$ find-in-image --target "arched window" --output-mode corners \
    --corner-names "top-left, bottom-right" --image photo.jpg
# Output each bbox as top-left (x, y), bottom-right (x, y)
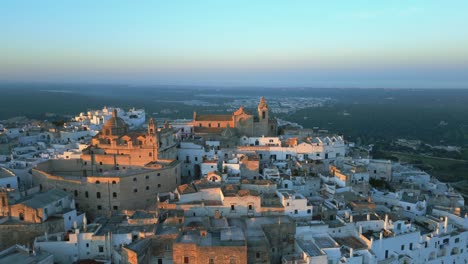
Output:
top-left (19, 212), bottom-right (24, 221)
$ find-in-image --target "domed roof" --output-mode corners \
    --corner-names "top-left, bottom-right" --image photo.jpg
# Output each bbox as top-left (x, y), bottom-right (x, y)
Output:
top-left (102, 109), bottom-right (128, 136)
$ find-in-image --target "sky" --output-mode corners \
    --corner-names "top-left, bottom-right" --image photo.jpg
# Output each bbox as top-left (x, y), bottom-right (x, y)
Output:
top-left (1, 1), bottom-right (468, 88)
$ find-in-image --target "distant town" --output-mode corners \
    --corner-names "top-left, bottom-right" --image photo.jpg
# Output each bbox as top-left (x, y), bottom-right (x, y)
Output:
top-left (0, 97), bottom-right (466, 264)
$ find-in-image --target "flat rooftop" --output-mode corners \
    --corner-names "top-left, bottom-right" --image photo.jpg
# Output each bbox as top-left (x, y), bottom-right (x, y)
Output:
top-left (297, 239), bottom-right (324, 257)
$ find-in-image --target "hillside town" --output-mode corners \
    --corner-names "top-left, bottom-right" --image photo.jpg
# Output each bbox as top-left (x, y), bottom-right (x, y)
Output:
top-left (0, 97), bottom-right (466, 264)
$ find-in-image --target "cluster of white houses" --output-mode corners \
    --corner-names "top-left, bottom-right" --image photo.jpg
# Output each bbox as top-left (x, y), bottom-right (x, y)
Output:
top-left (0, 97), bottom-right (467, 263)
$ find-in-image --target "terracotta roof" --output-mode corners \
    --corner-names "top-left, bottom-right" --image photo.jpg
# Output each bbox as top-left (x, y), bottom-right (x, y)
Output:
top-left (177, 184), bottom-right (197, 195)
top-left (195, 114), bottom-right (232, 121)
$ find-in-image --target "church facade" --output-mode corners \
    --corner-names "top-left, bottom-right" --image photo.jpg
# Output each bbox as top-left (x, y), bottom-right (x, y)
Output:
top-left (193, 97), bottom-right (277, 137)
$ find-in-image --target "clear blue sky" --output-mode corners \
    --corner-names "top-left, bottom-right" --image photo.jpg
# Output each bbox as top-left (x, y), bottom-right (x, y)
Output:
top-left (1, 1), bottom-right (468, 88)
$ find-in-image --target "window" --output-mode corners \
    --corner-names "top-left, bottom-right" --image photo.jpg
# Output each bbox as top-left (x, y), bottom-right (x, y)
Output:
top-left (184, 256), bottom-right (189, 263)
top-left (86, 243), bottom-right (89, 248)
top-left (401, 245), bottom-right (405, 251)
top-left (158, 259), bottom-right (163, 264)
top-left (208, 123), bottom-right (211, 128)
top-left (149, 152), bottom-right (152, 157)
top-left (85, 191), bottom-right (89, 198)
top-left (230, 257), bottom-right (236, 264)
top-left (97, 205), bottom-right (102, 210)
top-left (406, 206), bottom-right (411, 210)
top-left (96, 181), bottom-right (100, 184)
top-left (157, 173), bottom-right (161, 176)
top-left (146, 186), bottom-right (150, 190)
top-left (134, 188), bottom-right (138, 193)
top-left (113, 206), bottom-right (118, 210)
top-left (217, 123), bottom-right (220, 128)
top-left (307, 209), bottom-right (311, 214)
top-left (231, 205), bottom-right (235, 211)
top-left (145, 175), bottom-right (149, 180)
top-left (409, 243), bottom-right (413, 250)
top-left (99, 161), bottom-right (103, 165)
top-left (98, 246), bottom-right (104, 253)
top-left (455, 237), bottom-right (460, 243)
top-left (96, 192), bottom-right (101, 199)
top-left (209, 258), bottom-right (214, 264)
top-left (113, 192), bottom-right (117, 198)
top-left (74, 190), bottom-right (78, 196)
top-left (256, 252), bottom-right (260, 259)
top-left (195, 157), bottom-right (198, 162)
top-left (158, 184), bottom-right (161, 188)
top-left (248, 204), bottom-right (253, 210)
top-left (294, 209), bottom-right (298, 214)
top-left (133, 177), bottom-right (137, 182)
top-left (385, 250), bottom-right (388, 259)
top-left (1, 197), bottom-right (5, 207)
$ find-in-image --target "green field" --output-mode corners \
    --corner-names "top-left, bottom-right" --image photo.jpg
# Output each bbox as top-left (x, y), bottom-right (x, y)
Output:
top-left (381, 151), bottom-right (468, 182)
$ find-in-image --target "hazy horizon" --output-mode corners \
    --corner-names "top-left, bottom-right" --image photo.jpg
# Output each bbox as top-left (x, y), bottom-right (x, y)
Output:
top-left (2, 1), bottom-right (468, 88)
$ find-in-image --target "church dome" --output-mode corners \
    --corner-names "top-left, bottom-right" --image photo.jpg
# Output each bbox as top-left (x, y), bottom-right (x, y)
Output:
top-left (102, 109), bottom-right (128, 136)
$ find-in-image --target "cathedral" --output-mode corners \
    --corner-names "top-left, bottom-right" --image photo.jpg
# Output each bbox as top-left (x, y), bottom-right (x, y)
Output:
top-left (83, 109), bottom-right (177, 167)
top-left (193, 97), bottom-right (277, 137)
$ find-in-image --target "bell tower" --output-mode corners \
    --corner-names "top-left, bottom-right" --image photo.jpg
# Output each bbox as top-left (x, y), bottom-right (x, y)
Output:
top-left (257, 97), bottom-right (269, 121)
top-left (148, 118), bottom-right (156, 135)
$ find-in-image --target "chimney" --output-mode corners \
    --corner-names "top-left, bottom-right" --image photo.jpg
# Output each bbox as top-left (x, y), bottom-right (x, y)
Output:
top-left (384, 214), bottom-right (388, 230)
top-left (444, 216), bottom-right (448, 233)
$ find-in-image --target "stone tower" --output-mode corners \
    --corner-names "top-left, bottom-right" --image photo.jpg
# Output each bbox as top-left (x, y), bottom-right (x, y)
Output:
top-left (257, 97), bottom-right (269, 135)
top-left (148, 118), bottom-right (156, 135)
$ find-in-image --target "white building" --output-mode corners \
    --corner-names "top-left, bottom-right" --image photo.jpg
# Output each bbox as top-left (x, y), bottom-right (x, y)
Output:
top-left (276, 189), bottom-right (313, 218)
top-left (74, 107), bottom-right (145, 128)
top-left (0, 167), bottom-right (18, 189)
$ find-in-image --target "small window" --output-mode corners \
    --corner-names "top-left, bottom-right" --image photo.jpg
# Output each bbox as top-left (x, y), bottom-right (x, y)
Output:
top-left (99, 161), bottom-right (102, 165)
top-left (133, 177), bottom-right (137, 182)
top-left (113, 206), bottom-right (118, 210)
top-left (231, 205), bottom-right (235, 211)
top-left (256, 252), bottom-right (260, 258)
top-left (158, 184), bottom-right (161, 188)
top-left (146, 186), bottom-right (150, 190)
top-left (157, 173), bottom-right (161, 176)
top-left (294, 209), bottom-right (298, 214)
top-left (96, 192), bottom-right (101, 199)
top-left (112, 192), bottom-right (117, 198)
top-left (112, 181), bottom-right (116, 184)
top-left (86, 243), bottom-right (89, 248)
top-left (184, 256), bottom-right (189, 263)
top-left (96, 181), bottom-right (100, 184)
top-left (97, 205), bottom-right (102, 210)
top-left (85, 191), bottom-right (89, 198)
top-left (145, 175), bottom-right (149, 179)
top-left (98, 245), bottom-right (104, 253)
top-left (74, 190), bottom-right (78, 196)
top-left (134, 188), bottom-right (138, 193)
top-left (209, 258), bottom-right (214, 264)
top-left (401, 245), bottom-right (405, 250)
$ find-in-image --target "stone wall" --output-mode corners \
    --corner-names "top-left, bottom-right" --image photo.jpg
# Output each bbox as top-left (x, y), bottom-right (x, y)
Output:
top-left (0, 218), bottom-right (64, 250)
